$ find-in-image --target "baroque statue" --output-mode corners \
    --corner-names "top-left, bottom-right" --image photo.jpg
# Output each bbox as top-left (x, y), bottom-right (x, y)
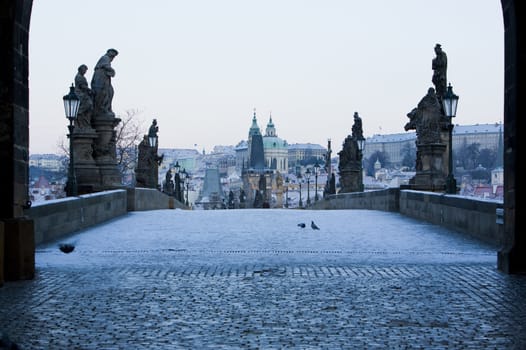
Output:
top-left (351, 112), bottom-right (363, 140)
top-left (432, 43), bottom-right (447, 101)
top-left (74, 64), bottom-right (93, 130)
top-left (405, 87), bottom-right (444, 144)
top-left (148, 119), bottom-right (159, 139)
top-left (91, 48), bottom-right (118, 117)
top-left (338, 112), bottom-right (363, 171)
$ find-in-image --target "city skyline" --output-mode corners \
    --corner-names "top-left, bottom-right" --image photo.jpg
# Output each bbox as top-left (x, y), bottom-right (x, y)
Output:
top-left (29, 1), bottom-right (503, 154)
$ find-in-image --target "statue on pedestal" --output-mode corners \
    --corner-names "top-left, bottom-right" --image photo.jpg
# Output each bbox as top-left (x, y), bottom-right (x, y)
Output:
top-left (164, 169), bottom-right (174, 194)
top-left (404, 87), bottom-right (448, 190)
top-left (405, 88), bottom-right (444, 144)
top-left (91, 48), bottom-right (118, 118)
top-left (352, 112), bottom-right (363, 140)
top-left (432, 43), bottom-right (447, 102)
top-left (338, 112), bottom-right (365, 193)
top-left (74, 64), bottom-right (93, 131)
top-left (148, 119), bottom-right (159, 140)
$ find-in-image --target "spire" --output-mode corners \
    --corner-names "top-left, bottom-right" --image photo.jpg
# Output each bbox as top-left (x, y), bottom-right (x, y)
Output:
top-left (249, 108), bottom-right (261, 137)
top-left (265, 112), bottom-right (276, 137)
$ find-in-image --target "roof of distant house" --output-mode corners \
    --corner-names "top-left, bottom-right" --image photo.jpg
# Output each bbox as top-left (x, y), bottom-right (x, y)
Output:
top-left (366, 123), bottom-right (502, 143)
top-left (288, 143), bottom-right (326, 150)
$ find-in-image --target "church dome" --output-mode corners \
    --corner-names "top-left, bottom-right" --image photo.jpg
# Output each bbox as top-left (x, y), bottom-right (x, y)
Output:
top-left (263, 136), bottom-right (287, 149)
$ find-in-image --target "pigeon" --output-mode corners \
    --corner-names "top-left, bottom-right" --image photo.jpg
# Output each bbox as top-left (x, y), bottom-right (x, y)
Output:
top-left (59, 243), bottom-right (75, 254)
top-left (297, 223), bottom-right (306, 228)
top-left (311, 221), bottom-right (320, 230)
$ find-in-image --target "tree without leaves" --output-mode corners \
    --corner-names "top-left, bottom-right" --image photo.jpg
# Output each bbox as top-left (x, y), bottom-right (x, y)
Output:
top-left (115, 109), bottom-right (145, 184)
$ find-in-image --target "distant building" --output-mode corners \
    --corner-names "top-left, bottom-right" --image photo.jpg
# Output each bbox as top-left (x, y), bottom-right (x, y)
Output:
top-left (29, 154), bottom-right (64, 172)
top-left (235, 111), bottom-right (326, 174)
top-left (287, 143), bottom-right (326, 169)
top-left (262, 115), bottom-right (288, 173)
top-left (363, 123), bottom-right (503, 167)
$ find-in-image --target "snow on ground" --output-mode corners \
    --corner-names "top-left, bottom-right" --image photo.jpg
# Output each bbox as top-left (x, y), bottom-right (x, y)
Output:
top-left (37, 209), bottom-right (496, 268)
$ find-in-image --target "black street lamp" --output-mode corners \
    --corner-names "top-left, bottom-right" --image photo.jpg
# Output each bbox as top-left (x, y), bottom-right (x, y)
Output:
top-left (298, 181), bottom-right (303, 208)
top-left (442, 83), bottom-right (459, 194)
top-left (181, 168), bottom-right (190, 206)
top-left (314, 162), bottom-right (320, 201)
top-left (356, 135), bottom-right (366, 192)
top-left (285, 177), bottom-right (289, 208)
top-left (305, 168), bottom-right (312, 206)
top-left (63, 84), bottom-right (80, 196)
top-left (148, 132), bottom-right (157, 148)
top-left (173, 161), bottom-right (182, 201)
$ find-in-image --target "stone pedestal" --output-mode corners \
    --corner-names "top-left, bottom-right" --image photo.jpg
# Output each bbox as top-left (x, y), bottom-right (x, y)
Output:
top-left (92, 115), bottom-right (122, 190)
top-left (136, 165), bottom-right (158, 189)
top-left (409, 143), bottom-right (447, 191)
top-left (339, 162), bottom-right (363, 193)
top-left (3, 218), bottom-right (34, 281)
top-left (72, 128), bottom-right (100, 194)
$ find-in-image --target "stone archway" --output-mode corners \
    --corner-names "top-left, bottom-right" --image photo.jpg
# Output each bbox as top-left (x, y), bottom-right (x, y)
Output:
top-left (0, 0), bottom-right (524, 277)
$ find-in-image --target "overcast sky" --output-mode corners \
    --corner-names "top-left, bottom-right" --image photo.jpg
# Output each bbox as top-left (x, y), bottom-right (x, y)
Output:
top-left (29, 0), bottom-right (504, 154)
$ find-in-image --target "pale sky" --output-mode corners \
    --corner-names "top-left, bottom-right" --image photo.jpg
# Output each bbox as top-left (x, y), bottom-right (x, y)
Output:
top-left (29, 0), bottom-right (504, 154)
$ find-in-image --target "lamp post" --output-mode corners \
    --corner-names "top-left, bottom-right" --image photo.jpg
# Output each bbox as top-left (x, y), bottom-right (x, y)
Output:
top-left (173, 161), bottom-right (181, 201)
top-left (63, 84), bottom-right (80, 196)
top-left (356, 136), bottom-right (365, 192)
top-left (442, 83), bottom-right (459, 194)
top-left (185, 172), bottom-right (190, 206)
top-left (181, 168), bottom-right (189, 206)
top-left (285, 177), bottom-right (289, 208)
top-left (314, 162), bottom-right (320, 201)
top-left (298, 179), bottom-right (303, 208)
top-left (305, 167), bottom-right (312, 206)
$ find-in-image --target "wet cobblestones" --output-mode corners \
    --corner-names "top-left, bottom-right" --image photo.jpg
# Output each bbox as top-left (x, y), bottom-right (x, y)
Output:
top-left (1, 210), bottom-right (525, 349)
top-left (2, 263), bottom-right (525, 349)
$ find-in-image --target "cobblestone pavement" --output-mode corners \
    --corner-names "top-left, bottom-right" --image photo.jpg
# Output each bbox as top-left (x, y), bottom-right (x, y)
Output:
top-left (1, 210), bottom-right (526, 349)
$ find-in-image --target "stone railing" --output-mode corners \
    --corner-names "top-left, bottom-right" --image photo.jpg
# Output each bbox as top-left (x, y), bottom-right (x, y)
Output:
top-left (311, 189), bottom-right (503, 246)
top-left (24, 188), bottom-right (185, 245)
top-left (25, 190), bottom-right (127, 245)
top-left (399, 190), bottom-right (503, 246)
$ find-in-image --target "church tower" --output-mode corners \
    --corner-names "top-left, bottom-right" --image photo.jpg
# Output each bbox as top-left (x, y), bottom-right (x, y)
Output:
top-left (265, 114), bottom-right (276, 137)
top-left (248, 108), bottom-right (261, 159)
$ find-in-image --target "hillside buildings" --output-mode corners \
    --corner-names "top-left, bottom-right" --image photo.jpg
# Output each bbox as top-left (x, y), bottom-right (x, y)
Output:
top-left (364, 123), bottom-right (503, 167)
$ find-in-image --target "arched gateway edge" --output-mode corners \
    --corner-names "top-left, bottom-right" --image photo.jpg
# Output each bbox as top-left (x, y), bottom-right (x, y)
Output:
top-left (0, 0), bottom-right (524, 279)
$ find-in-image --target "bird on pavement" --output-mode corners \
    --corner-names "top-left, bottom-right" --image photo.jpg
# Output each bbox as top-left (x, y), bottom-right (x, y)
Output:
top-left (59, 243), bottom-right (75, 254)
top-left (311, 221), bottom-right (320, 230)
top-left (297, 223), bottom-right (306, 228)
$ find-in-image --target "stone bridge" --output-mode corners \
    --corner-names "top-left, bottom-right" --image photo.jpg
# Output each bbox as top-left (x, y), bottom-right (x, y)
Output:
top-left (1, 201), bottom-right (526, 348)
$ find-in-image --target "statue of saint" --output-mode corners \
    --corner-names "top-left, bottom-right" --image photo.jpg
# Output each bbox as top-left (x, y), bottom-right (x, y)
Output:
top-left (165, 169), bottom-right (172, 184)
top-left (432, 44), bottom-right (447, 100)
top-left (148, 119), bottom-right (159, 139)
top-left (338, 135), bottom-right (359, 171)
top-left (351, 112), bottom-right (363, 140)
top-left (74, 64), bottom-right (93, 130)
top-left (406, 88), bottom-right (443, 145)
top-left (91, 48), bottom-right (118, 117)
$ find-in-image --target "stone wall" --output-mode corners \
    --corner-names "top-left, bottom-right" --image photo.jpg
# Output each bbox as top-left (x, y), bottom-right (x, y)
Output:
top-left (24, 189), bottom-right (186, 245)
top-left (399, 190), bottom-right (503, 246)
top-left (312, 189), bottom-right (503, 246)
top-left (25, 190), bottom-right (127, 245)
top-left (127, 188), bottom-right (186, 211)
top-left (311, 188), bottom-right (400, 212)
